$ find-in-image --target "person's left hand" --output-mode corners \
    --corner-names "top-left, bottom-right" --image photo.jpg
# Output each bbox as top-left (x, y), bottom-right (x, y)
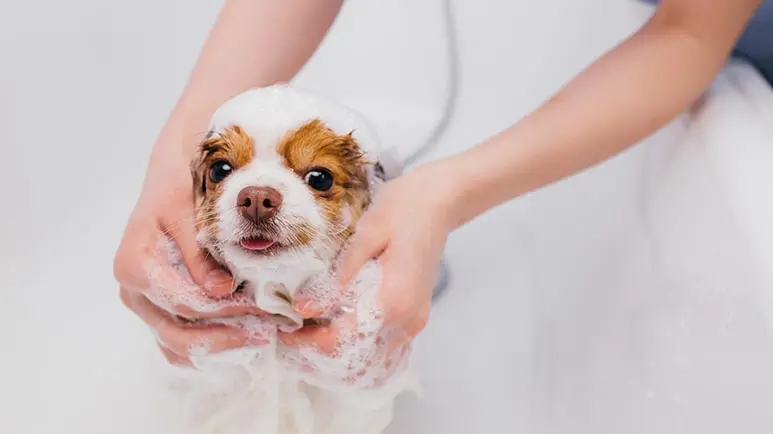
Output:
top-left (280, 159), bottom-right (461, 359)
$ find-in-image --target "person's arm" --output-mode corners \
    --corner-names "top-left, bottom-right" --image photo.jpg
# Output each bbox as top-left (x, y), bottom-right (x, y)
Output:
top-left (447, 0), bottom-right (761, 227)
top-left (310, 0), bottom-right (763, 357)
top-left (115, 0), bottom-right (343, 366)
top-left (149, 0), bottom-right (343, 166)
top-left (136, 0), bottom-right (343, 292)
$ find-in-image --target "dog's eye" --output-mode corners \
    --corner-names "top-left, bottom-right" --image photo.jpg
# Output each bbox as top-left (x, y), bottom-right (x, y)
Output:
top-left (304, 169), bottom-right (334, 191)
top-left (209, 160), bottom-right (233, 183)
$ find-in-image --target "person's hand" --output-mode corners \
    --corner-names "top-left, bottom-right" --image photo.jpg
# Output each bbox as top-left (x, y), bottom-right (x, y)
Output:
top-left (282, 159), bottom-right (461, 358)
top-left (114, 145), bottom-right (267, 367)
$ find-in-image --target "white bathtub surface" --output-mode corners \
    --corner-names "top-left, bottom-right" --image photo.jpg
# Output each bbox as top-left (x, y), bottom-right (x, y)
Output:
top-left (3, 1), bottom-right (773, 433)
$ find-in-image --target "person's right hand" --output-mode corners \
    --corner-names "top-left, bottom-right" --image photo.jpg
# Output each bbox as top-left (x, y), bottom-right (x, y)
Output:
top-left (113, 145), bottom-right (267, 367)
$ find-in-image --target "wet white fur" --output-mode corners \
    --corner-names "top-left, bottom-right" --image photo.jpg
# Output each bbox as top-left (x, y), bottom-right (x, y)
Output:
top-left (210, 85), bottom-right (380, 336)
top-left (206, 84), bottom-right (385, 336)
top-left (165, 85), bottom-right (416, 434)
top-left (213, 153), bottom-right (328, 325)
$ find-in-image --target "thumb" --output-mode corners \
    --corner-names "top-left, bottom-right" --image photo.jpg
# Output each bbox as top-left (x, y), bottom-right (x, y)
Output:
top-left (338, 212), bottom-right (388, 289)
top-left (162, 212), bottom-right (234, 297)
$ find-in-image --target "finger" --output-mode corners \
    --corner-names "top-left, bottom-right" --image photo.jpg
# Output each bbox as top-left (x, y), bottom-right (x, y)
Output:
top-left (292, 299), bottom-right (327, 319)
top-left (113, 216), bottom-right (155, 292)
top-left (161, 212), bottom-right (235, 297)
top-left (157, 342), bottom-right (194, 368)
top-left (125, 287), bottom-right (267, 357)
top-left (377, 245), bottom-right (433, 337)
top-left (370, 341), bottom-right (413, 388)
top-left (279, 324), bottom-right (340, 355)
top-left (402, 305), bottom-right (431, 338)
top-left (158, 317), bottom-right (269, 358)
top-left (279, 313), bottom-right (357, 355)
top-left (337, 211), bottom-right (388, 288)
top-left (341, 339), bottom-right (410, 386)
top-left (175, 300), bottom-right (266, 320)
top-left (143, 261), bottom-right (261, 320)
top-left (292, 278), bottom-right (338, 319)
top-left (381, 283), bottom-right (431, 339)
top-left (384, 334), bottom-right (412, 363)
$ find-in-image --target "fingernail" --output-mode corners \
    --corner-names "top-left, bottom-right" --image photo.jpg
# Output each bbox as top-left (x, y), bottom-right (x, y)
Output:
top-left (247, 337), bottom-right (269, 346)
top-left (295, 299), bottom-right (315, 314)
top-left (205, 269), bottom-right (234, 293)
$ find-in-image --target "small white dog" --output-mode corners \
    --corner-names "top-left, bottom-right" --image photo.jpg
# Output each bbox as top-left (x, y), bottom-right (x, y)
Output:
top-left (144, 85), bottom-right (417, 434)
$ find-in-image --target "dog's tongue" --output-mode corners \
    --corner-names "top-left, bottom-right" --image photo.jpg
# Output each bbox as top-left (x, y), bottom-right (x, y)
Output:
top-left (240, 238), bottom-right (275, 250)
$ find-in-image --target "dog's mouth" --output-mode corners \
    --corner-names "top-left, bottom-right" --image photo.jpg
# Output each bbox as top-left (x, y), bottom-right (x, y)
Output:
top-left (238, 235), bottom-right (284, 255)
top-left (240, 236), bottom-right (276, 251)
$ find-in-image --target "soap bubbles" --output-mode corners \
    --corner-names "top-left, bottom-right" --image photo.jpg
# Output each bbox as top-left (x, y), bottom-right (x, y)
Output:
top-left (144, 235), bottom-right (417, 434)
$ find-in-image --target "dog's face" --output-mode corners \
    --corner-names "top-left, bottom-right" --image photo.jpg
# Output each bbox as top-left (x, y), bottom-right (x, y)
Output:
top-left (190, 118), bottom-right (374, 271)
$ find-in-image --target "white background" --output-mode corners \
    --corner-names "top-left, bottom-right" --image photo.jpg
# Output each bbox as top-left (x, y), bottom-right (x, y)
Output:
top-left (3, 1), bottom-right (773, 433)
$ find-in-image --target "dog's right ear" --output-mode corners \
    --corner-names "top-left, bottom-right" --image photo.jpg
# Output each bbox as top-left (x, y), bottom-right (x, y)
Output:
top-left (190, 130), bottom-right (214, 204)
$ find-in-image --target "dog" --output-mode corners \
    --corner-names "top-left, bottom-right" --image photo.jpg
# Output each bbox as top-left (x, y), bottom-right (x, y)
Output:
top-left (153, 84), bottom-right (416, 434)
top-left (190, 86), bottom-right (385, 327)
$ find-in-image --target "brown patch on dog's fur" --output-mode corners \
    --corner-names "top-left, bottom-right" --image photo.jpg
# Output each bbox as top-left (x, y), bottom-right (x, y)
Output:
top-left (277, 119), bottom-right (372, 240)
top-left (189, 120), bottom-right (373, 261)
top-left (190, 126), bottom-right (255, 242)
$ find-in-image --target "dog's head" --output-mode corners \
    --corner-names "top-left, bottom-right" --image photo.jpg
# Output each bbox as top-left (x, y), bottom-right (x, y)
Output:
top-left (190, 86), bottom-right (386, 278)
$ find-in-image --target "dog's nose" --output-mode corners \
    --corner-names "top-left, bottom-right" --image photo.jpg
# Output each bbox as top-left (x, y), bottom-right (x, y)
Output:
top-left (237, 186), bottom-right (283, 222)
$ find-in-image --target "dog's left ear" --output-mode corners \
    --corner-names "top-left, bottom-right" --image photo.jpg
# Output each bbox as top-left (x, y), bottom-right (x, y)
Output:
top-left (368, 147), bottom-right (403, 183)
top-left (361, 158), bottom-right (390, 211)
top-left (372, 162), bottom-right (387, 182)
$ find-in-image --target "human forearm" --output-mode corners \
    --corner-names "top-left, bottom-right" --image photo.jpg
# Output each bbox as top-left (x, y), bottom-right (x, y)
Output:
top-left (446, 0), bottom-right (758, 228)
top-left (152, 0), bottom-right (343, 160)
